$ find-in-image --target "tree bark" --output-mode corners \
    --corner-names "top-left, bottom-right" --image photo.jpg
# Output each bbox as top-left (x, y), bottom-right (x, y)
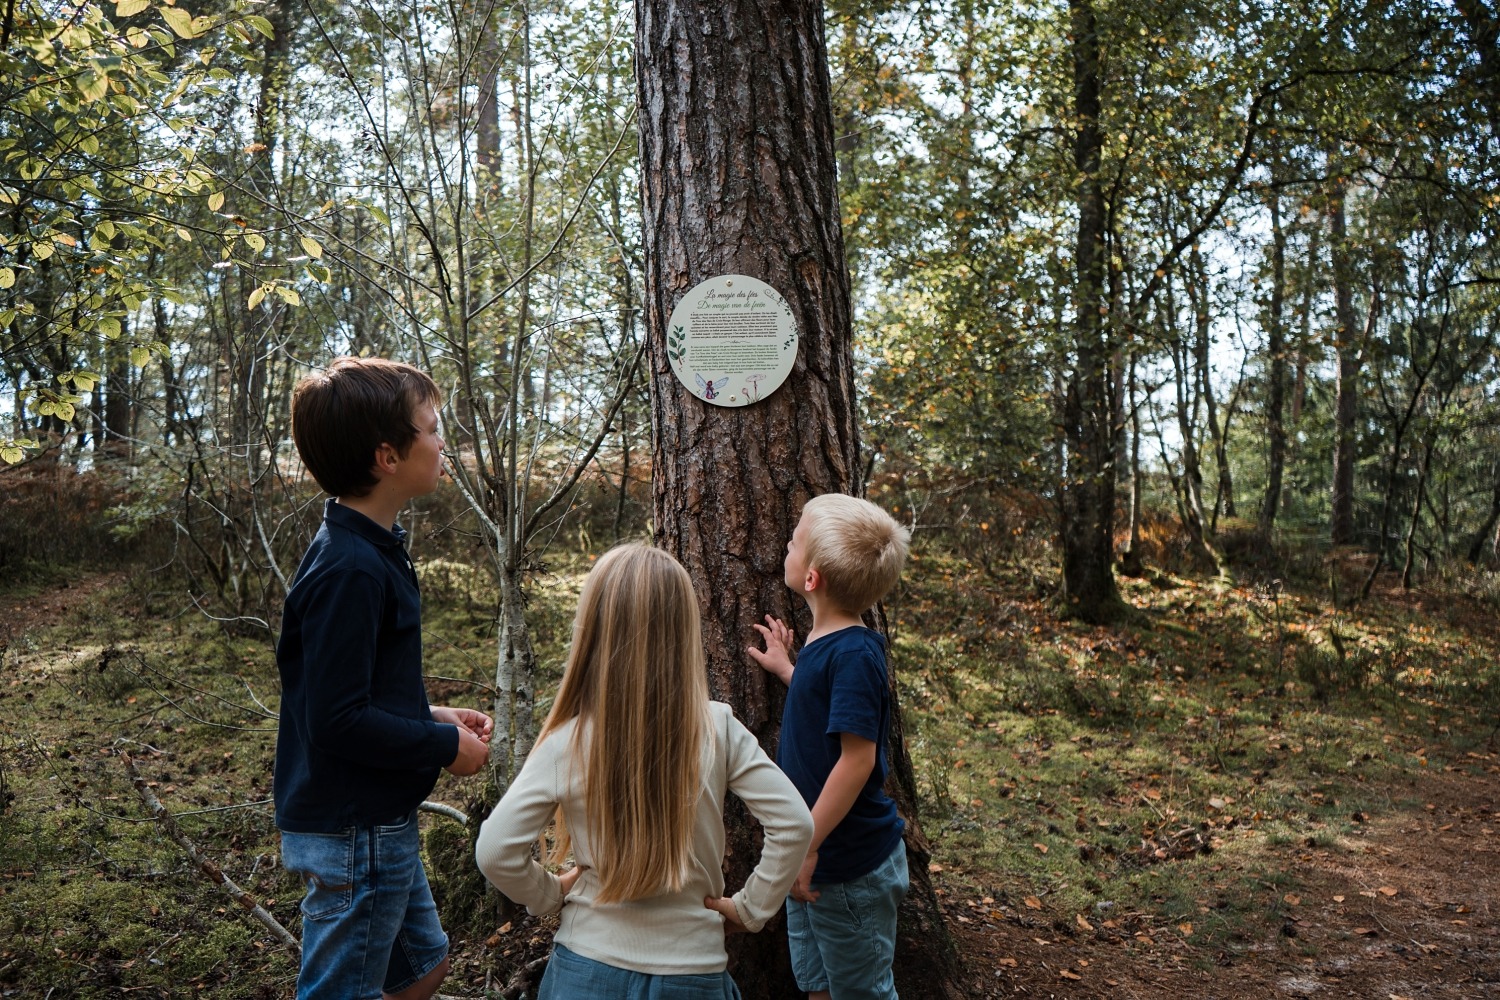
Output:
top-left (1060, 0), bottom-right (1125, 621)
top-left (1328, 178), bottom-right (1364, 547)
top-left (635, 0), bottom-right (958, 995)
top-left (1258, 165), bottom-right (1287, 539)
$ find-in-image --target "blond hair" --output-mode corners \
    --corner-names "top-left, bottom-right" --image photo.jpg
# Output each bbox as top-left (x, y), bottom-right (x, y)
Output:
top-left (801, 494), bottom-right (910, 613)
top-left (538, 544), bottom-right (709, 903)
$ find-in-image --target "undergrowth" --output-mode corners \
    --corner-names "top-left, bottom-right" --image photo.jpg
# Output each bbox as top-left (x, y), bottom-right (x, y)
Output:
top-left (2, 523), bottom-right (1498, 995)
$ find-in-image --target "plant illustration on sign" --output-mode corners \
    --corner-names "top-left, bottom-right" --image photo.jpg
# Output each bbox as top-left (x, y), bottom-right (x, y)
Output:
top-left (668, 325), bottom-right (686, 368)
top-left (742, 373), bottom-right (765, 403)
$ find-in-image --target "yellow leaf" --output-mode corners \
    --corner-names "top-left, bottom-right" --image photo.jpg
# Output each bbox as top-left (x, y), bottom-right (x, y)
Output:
top-left (159, 6), bottom-right (198, 37)
top-left (115, 0), bottom-right (150, 16)
top-left (299, 235), bottom-right (323, 259)
top-left (1, 447), bottom-right (22, 465)
top-left (0, 268), bottom-right (13, 289)
top-left (176, 227), bottom-right (192, 242)
top-left (275, 286), bottom-right (301, 306)
top-left (129, 346), bottom-right (151, 366)
top-left (244, 232), bottom-right (266, 253)
top-left (208, 191), bottom-right (225, 212)
top-left (248, 286), bottom-right (266, 310)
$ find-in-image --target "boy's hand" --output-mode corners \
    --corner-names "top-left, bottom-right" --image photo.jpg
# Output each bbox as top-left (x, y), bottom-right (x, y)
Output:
top-left (446, 726), bottom-right (489, 776)
top-left (432, 706), bottom-right (493, 743)
top-left (704, 895), bottom-right (749, 934)
top-left (747, 615), bottom-right (796, 685)
top-left (791, 849), bottom-right (820, 903)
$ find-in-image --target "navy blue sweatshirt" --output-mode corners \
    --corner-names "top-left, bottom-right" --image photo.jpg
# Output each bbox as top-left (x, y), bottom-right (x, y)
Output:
top-left (273, 499), bottom-right (459, 833)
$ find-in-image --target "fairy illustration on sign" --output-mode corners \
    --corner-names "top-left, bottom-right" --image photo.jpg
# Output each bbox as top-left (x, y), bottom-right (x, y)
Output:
top-left (696, 374), bottom-right (729, 400)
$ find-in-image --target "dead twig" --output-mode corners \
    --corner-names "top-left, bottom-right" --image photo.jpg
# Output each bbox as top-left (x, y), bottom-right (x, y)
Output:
top-left (121, 751), bottom-right (300, 957)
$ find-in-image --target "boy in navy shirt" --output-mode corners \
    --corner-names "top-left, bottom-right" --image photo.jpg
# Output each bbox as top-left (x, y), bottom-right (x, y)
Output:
top-left (274, 357), bottom-right (492, 1000)
top-left (748, 494), bottom-right (911, 1000)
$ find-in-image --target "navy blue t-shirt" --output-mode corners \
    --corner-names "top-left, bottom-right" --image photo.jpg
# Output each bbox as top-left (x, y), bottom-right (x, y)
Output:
top-left (273, 499), bottom-right (459, 833)
top-left (777, 625), bottom-right (904, 884)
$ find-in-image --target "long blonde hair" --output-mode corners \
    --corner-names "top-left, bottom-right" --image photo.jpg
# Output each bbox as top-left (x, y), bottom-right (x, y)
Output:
top-left (539, 544), bottom-right (710, 903)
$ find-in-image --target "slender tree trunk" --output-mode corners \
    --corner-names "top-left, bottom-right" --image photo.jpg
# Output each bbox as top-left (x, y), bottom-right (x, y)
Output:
top-left (635, 0), bottom-right (958, 996)
top-left (1060, 0), bottom-right (1124, 622)
top-left (1401, 435), bottom-right (1433, 589)
top-left (1188, 249), bottom-right (1235, 525)
top-left (1258, 160), bottom-right (1287, 539)
top-left (1328, 178), bottom-right (1364, 546)
top-left (1119, 350), bottom-right (1144, 576)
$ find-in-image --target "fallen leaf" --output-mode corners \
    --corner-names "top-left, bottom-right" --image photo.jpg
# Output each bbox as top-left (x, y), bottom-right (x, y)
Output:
top-left (1377, 886), bottom-right (1399, 897)
top-left (1034, 842), bottom-right (1049, 854)
top-left (1178, 922), bottom-right (1194, 936)
top-left (1353, 927), bottom-right (1378, 936)
top-left (1076, 914), bottom-right (1094, 931)
top-left (997, 957), bottom-right (1018, 968)
top-left (1024, 896), bottom-right (1043, 910)
top-left (1060, 970), bottom-right (1082, 980)
top-left (1333, 895), bottom-right (1346, 903)
top-left (928, 862), bottom-right (944, 873)
top-left (1283, 893), bottom-right (1301, 906)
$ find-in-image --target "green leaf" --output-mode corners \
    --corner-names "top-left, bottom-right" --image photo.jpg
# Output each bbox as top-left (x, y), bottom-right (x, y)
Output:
top-left (299, 235), bottom-right (323, 259)
top-left (98, 317), bottom-right (122, 338)
top-left (159, 6), bottom-right (198, 38)
top-left (129, 346), bottom-right (151, 367)
top-left (77, 71), bottom-right (109, 103)
top-left (1, 447), bottom-right (22, 465)
top-left (55, 402), bottom-right (76, 422)
top-left (243, 14), bottom-right (275, 38)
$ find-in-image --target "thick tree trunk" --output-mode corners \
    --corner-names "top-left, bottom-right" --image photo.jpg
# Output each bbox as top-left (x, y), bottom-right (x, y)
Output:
top-left (1061, 0), bottom-right (1124, 622)
top-left (635, 1), bottom-right (958, 997)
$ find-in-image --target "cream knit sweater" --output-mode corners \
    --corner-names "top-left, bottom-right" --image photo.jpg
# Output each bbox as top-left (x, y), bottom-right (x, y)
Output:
top-left (474, 701), bottom-right (814, 975)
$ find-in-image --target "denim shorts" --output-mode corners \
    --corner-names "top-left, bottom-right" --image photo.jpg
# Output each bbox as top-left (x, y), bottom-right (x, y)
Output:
top-left (786, 841), bottom-right (908, 1000)
top-left (538, 944), bottom-right (743, 1000)
top-left (281, 811), bottom-right (448, 999)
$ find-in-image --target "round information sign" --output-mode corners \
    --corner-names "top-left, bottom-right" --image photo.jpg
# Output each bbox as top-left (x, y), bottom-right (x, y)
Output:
top-left (665, 274), bottom-right (798, 407)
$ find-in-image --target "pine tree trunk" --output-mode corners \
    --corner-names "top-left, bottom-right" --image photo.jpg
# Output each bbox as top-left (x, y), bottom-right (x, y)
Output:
top-left (635, 0), bottom-right (959, 994)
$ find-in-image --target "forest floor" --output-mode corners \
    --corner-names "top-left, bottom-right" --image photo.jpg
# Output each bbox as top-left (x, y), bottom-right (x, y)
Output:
top-left (2, 524), bottom-right (1500, 999)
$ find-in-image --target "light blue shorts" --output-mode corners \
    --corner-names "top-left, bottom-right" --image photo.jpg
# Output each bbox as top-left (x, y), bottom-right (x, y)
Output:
top-left (539, 944), bottom-right (743, 1000)
top-left (786, 841), bottom-right (908, 1000)
top-left (281, 811), bottom-right (448, 999)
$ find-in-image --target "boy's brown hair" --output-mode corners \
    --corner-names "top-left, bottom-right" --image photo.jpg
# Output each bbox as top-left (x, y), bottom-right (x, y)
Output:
top-left (290, 357), bottom-right (441, 498)
top-left (801, 494), bottom-right (910, 613)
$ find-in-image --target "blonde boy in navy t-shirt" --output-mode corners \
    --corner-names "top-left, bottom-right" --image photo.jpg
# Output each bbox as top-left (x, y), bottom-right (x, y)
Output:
top-left (749, 494), bottom-right (911, 1000)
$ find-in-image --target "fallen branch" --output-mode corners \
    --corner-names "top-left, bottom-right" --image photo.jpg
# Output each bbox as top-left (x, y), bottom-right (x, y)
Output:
top-left (419, 800), bottom-right (469, 825)
top-left (122, 752), bottom-right (300, 957)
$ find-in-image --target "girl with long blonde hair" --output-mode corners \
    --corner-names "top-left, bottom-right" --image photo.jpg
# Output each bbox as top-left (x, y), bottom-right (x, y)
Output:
top-left (475, 544), bottom-right (813, 999)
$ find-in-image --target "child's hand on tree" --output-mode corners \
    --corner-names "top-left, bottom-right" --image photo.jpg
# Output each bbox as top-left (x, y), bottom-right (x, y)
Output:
top-left (747, 615), bottom-right (796, 685)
